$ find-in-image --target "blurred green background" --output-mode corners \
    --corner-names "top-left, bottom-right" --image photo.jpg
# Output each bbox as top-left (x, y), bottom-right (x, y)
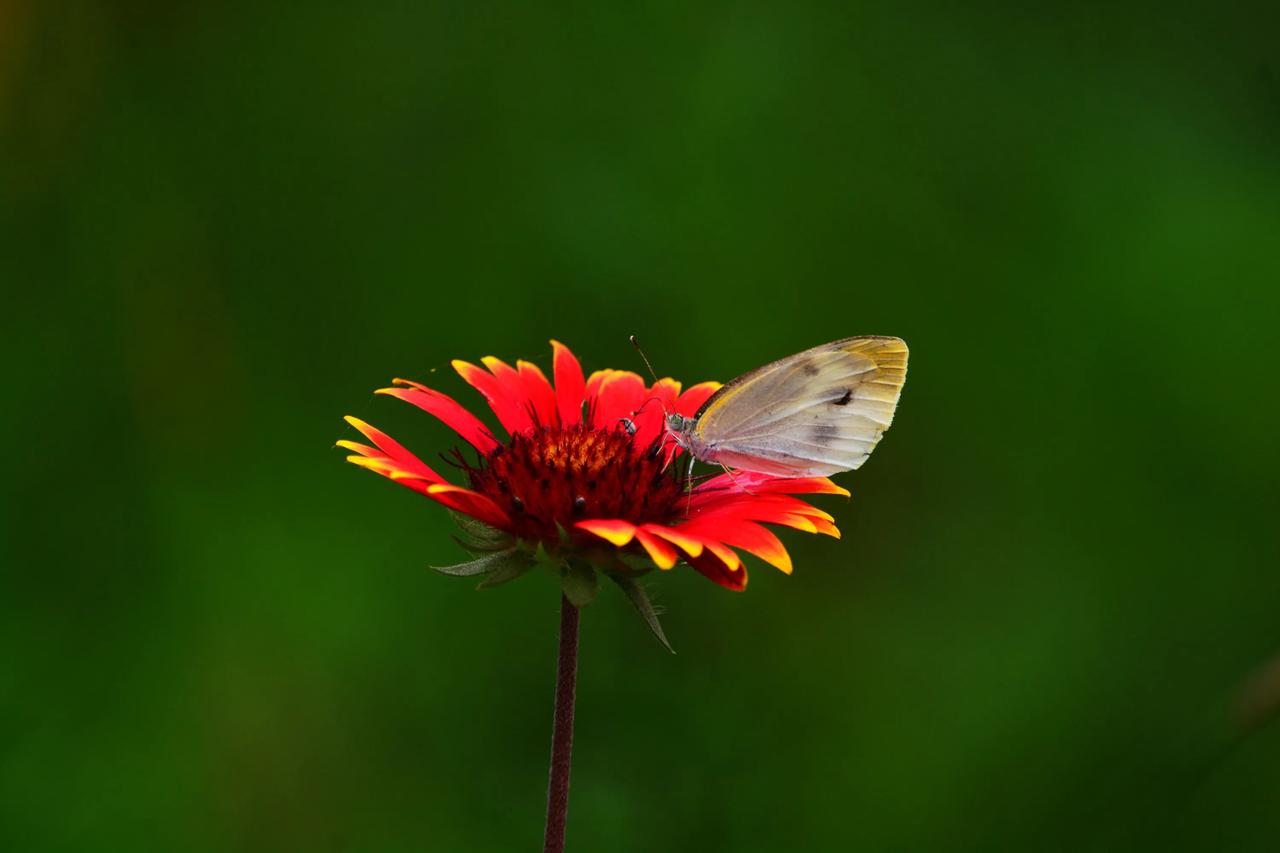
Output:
top-left (4, 2), bottom-right (1279, 850)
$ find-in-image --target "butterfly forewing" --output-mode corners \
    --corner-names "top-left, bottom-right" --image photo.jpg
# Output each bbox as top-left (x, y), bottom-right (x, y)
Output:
top-left (693, 337), bottom-right (908, 477)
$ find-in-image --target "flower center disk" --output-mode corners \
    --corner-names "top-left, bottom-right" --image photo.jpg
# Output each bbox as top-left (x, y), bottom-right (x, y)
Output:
top-left (468, 423), bottom-right (683, 543)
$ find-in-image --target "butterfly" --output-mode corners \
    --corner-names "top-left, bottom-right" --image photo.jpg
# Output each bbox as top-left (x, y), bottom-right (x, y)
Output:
top-left (663, 336), bottom-right (909, 479)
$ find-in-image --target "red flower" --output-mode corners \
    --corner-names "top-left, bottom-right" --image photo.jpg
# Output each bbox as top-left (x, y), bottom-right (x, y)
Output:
top-left (339, 341), bottom-right (847, 593)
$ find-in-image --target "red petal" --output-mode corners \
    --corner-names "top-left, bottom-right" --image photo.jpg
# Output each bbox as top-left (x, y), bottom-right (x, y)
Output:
top-left (634, 527), bottom-right (679, 570)
top-left (345, 454), bottom-right (413, 478)
top-left (663, 527), bottom-right (741, 572)
top-left (481, 356), bottom-right (536, 427)
top-left (675, 381), bottom-right (722, 416)
top-left (701, 538), bottom-right (742, 571)
top-left (638, 524), bottom-right (704, 559)
top-left (575, 518), bottom-right (637, 547)
top-left (694, 472), bottom-right (850, 500)
top-left (423, 483), bottom-right (511, 529)
top-left (343, 416), bottom-right (442, 481)
top-left (347, 453), bottom-right (511, 529)
top-left (693, 494), bottom-right (835, 525)
top-left (681, 519), bottom-right (793, 574)
top-left (376, 381), bottom-right (499, 453)
top-left (335, 439), bottom-right (379, 457)
top-left (653, 378), bottom-right (683, 397)
top-left (453, 359), bottom-right (534, 436)
top-left (517, 360), bottom-right (559, 427)
top-left (687, 548), bottom-right (748, 591)
top-left (631, 378), bottom-right (681, 450)
top-left (587, 370), bottom-right (647, 429)
top-left (810, 518), bottom-right (841, 538)
top-left (480, 356), bottom-right (522, 387)
top-left (551, 340), bottom-right (586, 426)
top-left (773, 513), bottom-right (819, 534)
top-left (643, 378), bottom-right (714, 464)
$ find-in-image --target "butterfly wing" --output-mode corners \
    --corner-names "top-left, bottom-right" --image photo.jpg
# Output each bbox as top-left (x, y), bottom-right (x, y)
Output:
top-left (693, 336), bottom-right (908, 477)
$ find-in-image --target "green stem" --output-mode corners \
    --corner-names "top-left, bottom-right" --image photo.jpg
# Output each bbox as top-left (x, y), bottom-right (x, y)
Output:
top-left (543, 594), bottom-right (580, 853)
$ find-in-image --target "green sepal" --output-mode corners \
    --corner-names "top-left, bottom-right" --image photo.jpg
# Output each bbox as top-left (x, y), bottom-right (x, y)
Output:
top-left (534, 540), bottom-right (559, 566)
top-left (476, 550), bottom-right (537, 589)
top-left (560, 561), bottom-right (599, 608)
top-left (611, 550), bottom-right (658, 576)
top-left (608, 573), bottom-right (675, 654)
top-left (451, 534), bottom-right (513, 557)
top-left (448, 509), bottom-right (514, 552)
top-left (432, 547), bottom-right (526, 578)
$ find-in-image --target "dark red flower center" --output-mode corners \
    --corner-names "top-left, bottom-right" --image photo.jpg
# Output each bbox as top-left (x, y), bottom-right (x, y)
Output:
top-left (467, 423), bottom-right (684, 542)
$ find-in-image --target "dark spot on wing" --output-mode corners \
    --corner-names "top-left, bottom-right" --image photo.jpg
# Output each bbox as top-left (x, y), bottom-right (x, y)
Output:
top-left (809, 424), bottom-right (835, 446)
top-left (833, 389), bottom-right (853, 406)
top-left (800, 360), bottom-right (820, 376)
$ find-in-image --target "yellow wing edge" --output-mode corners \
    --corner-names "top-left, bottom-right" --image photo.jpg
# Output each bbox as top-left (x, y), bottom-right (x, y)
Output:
top-left (843, 336), bottom-right (909, 390)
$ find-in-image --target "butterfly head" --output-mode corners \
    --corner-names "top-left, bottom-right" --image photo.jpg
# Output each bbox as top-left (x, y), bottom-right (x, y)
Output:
top-left (664, 412), bottom-right (696, 448)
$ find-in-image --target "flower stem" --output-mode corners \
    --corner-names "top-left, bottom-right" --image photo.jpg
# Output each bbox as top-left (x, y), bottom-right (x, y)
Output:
top-left (543, 594), bottom-right (580, 853)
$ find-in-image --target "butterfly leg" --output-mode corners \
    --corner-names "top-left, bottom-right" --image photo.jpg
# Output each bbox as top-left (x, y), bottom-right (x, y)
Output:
top-left (656, 435), bottom-right (679, 472)
top-left (719, 464), bottom-right (758, 496)
top-left (683, 454), bottom-right (696, 517)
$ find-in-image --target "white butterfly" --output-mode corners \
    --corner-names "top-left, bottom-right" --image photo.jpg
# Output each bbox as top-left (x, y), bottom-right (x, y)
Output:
top-left (664, 336), bottom-right (909, 478)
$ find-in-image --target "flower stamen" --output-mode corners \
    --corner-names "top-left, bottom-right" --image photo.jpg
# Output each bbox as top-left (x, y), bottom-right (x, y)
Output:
top-left (467, 423), bottom-right (685, 544)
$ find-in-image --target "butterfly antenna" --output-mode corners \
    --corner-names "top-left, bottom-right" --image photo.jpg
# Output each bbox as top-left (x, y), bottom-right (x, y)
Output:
top-left (630, 335), bottom-right (660, 383)
top-left (631, 395), bottom-right (670, 417)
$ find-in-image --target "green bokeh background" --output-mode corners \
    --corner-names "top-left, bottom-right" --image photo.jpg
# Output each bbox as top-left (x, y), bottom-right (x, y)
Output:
top-left (4, 3), bottom-right (1279, 851)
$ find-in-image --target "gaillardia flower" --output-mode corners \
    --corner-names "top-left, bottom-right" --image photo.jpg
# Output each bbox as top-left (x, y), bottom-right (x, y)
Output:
top-left (339, 341), bottom-right (847, 639)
